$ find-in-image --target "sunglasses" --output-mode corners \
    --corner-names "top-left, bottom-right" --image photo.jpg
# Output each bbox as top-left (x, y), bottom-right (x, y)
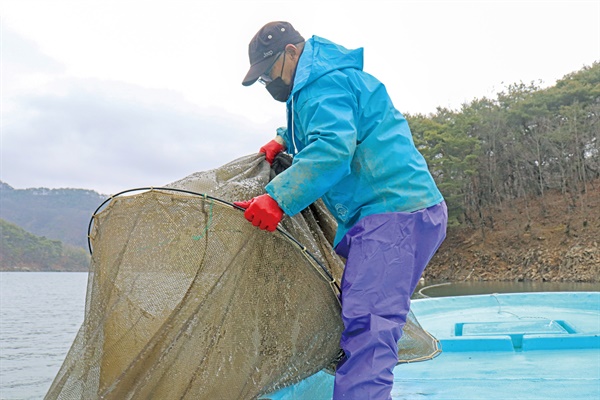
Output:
top-left (258, 52), bottom-right (283, 86)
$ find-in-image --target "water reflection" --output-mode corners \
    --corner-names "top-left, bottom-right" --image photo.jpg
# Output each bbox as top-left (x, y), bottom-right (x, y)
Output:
top-left (414, 281), bottom-right (598, 298)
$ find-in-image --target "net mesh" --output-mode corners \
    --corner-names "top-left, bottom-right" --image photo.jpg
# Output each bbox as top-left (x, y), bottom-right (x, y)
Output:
top-left (45, 154), bottom-right (440, 400)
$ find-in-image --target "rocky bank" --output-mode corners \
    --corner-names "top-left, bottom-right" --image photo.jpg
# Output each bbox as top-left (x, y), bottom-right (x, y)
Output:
top-left (425, 186), bottom-right (599, 283)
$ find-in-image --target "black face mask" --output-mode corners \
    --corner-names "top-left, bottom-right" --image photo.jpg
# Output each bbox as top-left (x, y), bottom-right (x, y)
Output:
top-left (266, 78), bottom-right (292, 102)
top-left (264, 52), bottom-right (293, 102)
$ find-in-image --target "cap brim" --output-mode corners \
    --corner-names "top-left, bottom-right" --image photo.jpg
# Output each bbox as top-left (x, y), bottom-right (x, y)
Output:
top-left (242, 55), bottom-right (275, 86)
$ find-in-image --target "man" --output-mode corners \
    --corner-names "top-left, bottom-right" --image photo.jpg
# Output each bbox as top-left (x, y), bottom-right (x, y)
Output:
top-left (235, 21), bottom-right (447, 400)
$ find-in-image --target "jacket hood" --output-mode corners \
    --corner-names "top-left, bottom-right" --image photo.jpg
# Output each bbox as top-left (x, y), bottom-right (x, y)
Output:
top-left (290, 36), bottom-right (364, 98)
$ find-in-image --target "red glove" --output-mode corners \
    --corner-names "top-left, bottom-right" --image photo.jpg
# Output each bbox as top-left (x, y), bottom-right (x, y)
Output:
top-left (233, 194), bottom-right (284, 232)
top-left (259, 140), bottom-right (285, 164)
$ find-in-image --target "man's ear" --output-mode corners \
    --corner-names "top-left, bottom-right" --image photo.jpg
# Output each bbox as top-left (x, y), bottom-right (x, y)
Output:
top-left (285, 44), bottom-right (299, 60)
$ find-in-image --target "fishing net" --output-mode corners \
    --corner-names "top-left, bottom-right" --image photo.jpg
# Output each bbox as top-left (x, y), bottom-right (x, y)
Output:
top-left (45, 154), bottom-right (440, 400)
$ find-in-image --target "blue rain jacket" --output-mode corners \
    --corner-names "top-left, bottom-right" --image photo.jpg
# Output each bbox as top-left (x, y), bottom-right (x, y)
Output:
top-left (265, 36), bottom-right (444, 246)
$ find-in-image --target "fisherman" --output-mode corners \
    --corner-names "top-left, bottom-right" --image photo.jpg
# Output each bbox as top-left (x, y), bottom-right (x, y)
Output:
top-left (235, 21), bottom-right (448, 400)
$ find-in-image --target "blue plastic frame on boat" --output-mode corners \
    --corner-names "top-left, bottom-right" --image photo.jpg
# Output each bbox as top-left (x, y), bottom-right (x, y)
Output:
top-left (261, 292), bottom-right (600, 400)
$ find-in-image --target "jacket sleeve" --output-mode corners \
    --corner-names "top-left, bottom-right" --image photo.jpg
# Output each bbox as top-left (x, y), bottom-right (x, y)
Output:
top-left (265, 78), bottom-right (358, 216)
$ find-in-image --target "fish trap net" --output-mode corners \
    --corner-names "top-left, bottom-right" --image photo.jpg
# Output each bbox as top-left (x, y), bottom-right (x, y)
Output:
top-left (46, 154), bottom-right (440, 400)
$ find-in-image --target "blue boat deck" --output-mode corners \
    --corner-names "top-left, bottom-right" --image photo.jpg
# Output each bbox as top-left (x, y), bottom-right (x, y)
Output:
top-left (263, 292), bottom-right (600, 400)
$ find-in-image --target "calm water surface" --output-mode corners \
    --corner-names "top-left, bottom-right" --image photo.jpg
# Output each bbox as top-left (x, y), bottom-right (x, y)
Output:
top-left (0, 272), bottom-right (597, 399)
top-left (1, 272), bottom-right (87, 400)
top-left (414, 280), bottom-right (599, 298)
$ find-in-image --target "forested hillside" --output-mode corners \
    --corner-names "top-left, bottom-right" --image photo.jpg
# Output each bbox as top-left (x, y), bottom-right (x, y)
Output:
top-left (1, 64), bottom-right (597, 277)
top-left (0, 219), bottom-right (89, 271)
top-left (0, 182), bottom-right (106, 249)
top-left (408, 63), bottom-right (599, 282)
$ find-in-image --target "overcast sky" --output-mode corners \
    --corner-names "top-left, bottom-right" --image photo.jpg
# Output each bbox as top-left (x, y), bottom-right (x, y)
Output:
top-left (2, 0), bottom-right (599, 195)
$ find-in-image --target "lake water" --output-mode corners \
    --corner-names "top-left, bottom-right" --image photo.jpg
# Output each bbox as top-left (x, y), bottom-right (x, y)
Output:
top-left (414, 280), bottom-right (599, 298)
top-left (0, 272), bottom-right (597, 399)
top-left (1, 272), bottom-right (87, 400)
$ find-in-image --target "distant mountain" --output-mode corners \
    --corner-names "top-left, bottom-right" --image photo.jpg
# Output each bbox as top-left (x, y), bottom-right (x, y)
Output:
top-left (0, 182), bottom-right (107, 250)
top-left (0, 219), bottom-right (89, 271)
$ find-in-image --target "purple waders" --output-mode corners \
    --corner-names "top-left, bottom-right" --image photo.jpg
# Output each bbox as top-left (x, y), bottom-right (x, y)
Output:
top-left (333, 202), bottom-right (447, 400)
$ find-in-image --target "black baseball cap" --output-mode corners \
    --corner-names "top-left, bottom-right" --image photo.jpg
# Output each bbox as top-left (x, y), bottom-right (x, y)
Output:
top-left (242, 21), bottom-right (304, 86)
